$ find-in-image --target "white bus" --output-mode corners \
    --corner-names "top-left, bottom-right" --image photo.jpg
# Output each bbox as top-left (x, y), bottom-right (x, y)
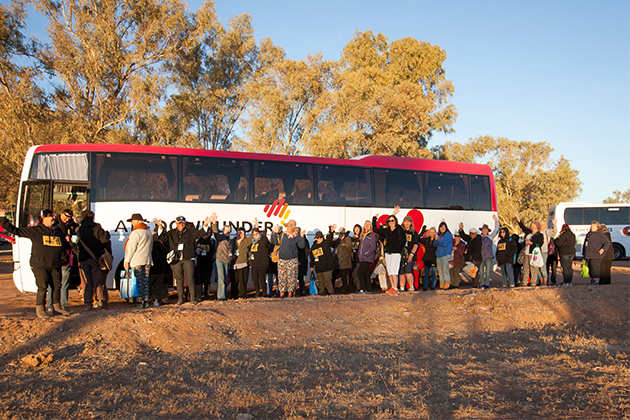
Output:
top-left (11, 144), bottom-right (498, 293)
top-left (548, 202), bottom-right (630, 260)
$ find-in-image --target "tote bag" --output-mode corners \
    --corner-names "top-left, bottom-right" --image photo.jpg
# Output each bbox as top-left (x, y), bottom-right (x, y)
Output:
top-left (531, 246), bottom-right (544, 268)
top-left (119, 270), bottom-right (140, 299)
top-left (309, 271), bottom-right (319, 295)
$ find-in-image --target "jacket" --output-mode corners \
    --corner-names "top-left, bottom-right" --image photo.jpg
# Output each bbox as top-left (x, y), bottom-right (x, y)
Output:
top-left (334, 234), bottom-right (353, 270)
top-left (480, 221), bottom-right (500, 260)
top-left (232, 234), bottom-right (250, 266)
top-left (583, 230), bottom-right (610, 260)
top-left (272, 231), bottom-right (305, 261)
top-left (518, 221), bottom-right (550, 254)
top-left (554, 230), bottom-right (576, 257)
top-left (434, 230), bottom-right (453, 259)
top-left (419, 235), bottom-right (437, 267)
top-left (358, 232), bottom-right (379, 263)
top-left (244, 234), bottom-right (271, 270)
top-left (158, 224), bottom-right (208, 261)
top-left (452, 240), bottom-right (466, 268)
top-left (496, 228), bottom-right (518, 265)
top-left (372, 216), bottom-right (406, 254)
top-left (124, 224), bottom-right (153, 267)
top-left (150, 237), bottom-right (169, 275)
top-left (78, 218), bottom-right (111, 263)
top-left (211, 223), bottom-right (232, 264)
top-left (459, 229), bottom-right (482, 263)
top-left (1, 217), bottom-right (68, 268)
top-left (310, 232), bottom-right (335, 273)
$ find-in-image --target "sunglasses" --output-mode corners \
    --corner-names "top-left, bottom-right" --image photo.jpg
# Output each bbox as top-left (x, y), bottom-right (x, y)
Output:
top-left (387, 219), bottom-right (396, 223)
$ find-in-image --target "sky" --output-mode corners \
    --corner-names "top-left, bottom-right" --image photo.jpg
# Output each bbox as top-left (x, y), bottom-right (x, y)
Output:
top-left (205, 0), bottom-right (629, 204)
top-left (15, 0), bottom-right (630, 204)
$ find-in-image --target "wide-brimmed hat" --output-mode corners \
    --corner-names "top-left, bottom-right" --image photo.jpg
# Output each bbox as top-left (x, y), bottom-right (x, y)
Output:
top-left (479, 224), bottom-right (492, 232)
top-left (127, 213), bottom-right (147, 222)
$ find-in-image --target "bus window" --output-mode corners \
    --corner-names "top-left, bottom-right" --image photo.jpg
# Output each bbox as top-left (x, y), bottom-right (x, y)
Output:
top-left (182, 157), bottom-right (249, 203)
top-left (564, 208), bottom-right (582, 225)
top-left (253, 161), bottom-right (314, 205)
top-left (470, 175), bottom-right (492, 211)
top-left (583, 208), bottom-right (599, 224)
top-left (374, 169), bottom-right (423, 208)
top-left (600, 207), bottom-right (630, 225)
top-left (19, 181), bottom-right (52, 227)
top-left (52, 184), bottom-right (89, 224)
top-left (316, 165), bottom-right (372, 206)
top-left (30, 153), bottom-right (89, 181)
top-left (424, 172), bottom-right (470, 210)
top-left (93, 153), bottom-right (178, 201)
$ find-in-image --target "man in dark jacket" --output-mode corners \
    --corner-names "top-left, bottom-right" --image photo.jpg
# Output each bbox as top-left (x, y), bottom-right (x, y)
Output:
top-left (1, 209), bottom-right (70, 318)
top-left (459, 224), bottom-right (482, 288)
top-left (47, 208), bottom-right (77, 313)
top-left (78, 210), bottom-right (112, 311)
top-left (310, 228), bottom-right (335, 295)
top-left (154, 214), bottom-right (212, 305)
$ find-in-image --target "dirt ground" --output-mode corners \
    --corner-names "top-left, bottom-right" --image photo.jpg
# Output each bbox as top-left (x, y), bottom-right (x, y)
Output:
top-left (0, 252), bottom-right (628, 420)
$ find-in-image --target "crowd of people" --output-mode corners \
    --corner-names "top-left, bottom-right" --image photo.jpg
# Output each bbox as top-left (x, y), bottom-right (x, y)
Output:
top-left (0, 205), bottom-right (615, 318)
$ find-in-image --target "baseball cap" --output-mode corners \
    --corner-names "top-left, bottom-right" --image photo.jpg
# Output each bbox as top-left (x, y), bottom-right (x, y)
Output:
top-left (175, 216), bottom-right (186, 223)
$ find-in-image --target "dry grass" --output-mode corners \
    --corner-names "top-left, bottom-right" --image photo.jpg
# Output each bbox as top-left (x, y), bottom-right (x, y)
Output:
top-left (0, 282), bottom-right (628, 419)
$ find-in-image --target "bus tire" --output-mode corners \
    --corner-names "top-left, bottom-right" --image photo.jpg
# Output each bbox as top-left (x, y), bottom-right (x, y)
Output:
top-left (612, 243), bottom-right (625, 260)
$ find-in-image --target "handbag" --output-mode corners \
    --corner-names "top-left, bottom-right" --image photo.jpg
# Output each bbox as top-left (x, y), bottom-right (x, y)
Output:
top-left (462, 261), bottom-right (478, 278)
top-left (79, 238), bottom-right (112, 271)
top-left (119, 270), bottom-right (140, 299)
top-left (581, 259), bottom-right (589, 278)
top-left (531, 246), bottom-right (544, 268)
top-left (166, 250), bottom-right (179, 265)
top-left (309, 271), bottom-right (318, 295)
top-left (516, 248), bottom-right (526, 265)
top-left (271, 234), bottom-right (283, 263)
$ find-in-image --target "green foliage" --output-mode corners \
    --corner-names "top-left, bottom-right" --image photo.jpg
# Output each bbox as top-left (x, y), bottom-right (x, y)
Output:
top-left (435, 136), bottom-right (583, 233)
top-left (603, 189), bottom-right (630, 204)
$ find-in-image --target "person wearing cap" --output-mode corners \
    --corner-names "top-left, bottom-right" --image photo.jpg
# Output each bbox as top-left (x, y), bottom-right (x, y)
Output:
top-left (46, 208), bottom-right (77, 313)
top-left (477, 215), bottom-right (500, 289)
top-left (0, 208), bottom-right (70, 318)
top-left (153, 213), bottom-right (213, 305)
top-left (310, 226), bottom-right (336, 295)
top-left (449, 231), bottom-right (466, 289)
top-left (124, 214), bottom-right (153, 308)
top-left (333, 227), bottom-right (353, 294)
top-left (458, 222), bottom-right (482, 288)
top-left (271, 220), bottom-right (306, 297)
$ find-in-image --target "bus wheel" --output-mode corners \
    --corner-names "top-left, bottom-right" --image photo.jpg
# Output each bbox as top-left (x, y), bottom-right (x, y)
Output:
top-left (612, 243), bottom-right (625, 260)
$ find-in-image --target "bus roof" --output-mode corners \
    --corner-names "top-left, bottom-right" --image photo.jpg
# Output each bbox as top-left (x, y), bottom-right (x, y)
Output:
top-left (30, 144), bottom-right (494, 175)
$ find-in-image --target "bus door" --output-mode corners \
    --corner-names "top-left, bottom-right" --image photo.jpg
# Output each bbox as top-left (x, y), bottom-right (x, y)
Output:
top-left (15, 181), bottom-right (89, 293)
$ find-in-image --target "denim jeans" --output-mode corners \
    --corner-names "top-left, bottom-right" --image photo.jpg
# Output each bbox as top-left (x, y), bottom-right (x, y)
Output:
top-left (436, 255), bottom-right (451, 285)
top-left (559, 254), bottom-right (574, 284)
top-left (215, 259), bottom-right (229, 300)
top-left (538, 252), bottom-right (548, 279)
top-left (499, 263), bottom-right (514, 286)
top-left (423, 266), bottom-right (437, 289)
top-left (480, 258), bottom-right (493, 286)
top-left (47, 265), bottom-right (71, 309)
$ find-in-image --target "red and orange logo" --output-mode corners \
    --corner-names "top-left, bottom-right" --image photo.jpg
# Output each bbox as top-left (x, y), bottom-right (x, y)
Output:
top-left (264, 198), bottom-right (291, 224)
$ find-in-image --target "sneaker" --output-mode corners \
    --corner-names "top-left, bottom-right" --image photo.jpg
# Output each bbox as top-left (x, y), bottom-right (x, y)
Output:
top-left (399, 288), bottom-right (405, 293)
top-left (386, 288), bottom-right (399, 295)
top-left (176, 300), bottom-right (184, 305)
top-left (153, 300), bottom-right (160, 307)
top-left (85, 304), bottom-right (94, 312)
top-left (409, 286), bottom-right (415, 292)
top-left (364, 291), bottom-right (372, 294)
top-left (589, 280), bottom-right (599, 285)
top-left (355, 290), bottom-right (363, 294)
top-left (482, 285), bottom-right (489, 289)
